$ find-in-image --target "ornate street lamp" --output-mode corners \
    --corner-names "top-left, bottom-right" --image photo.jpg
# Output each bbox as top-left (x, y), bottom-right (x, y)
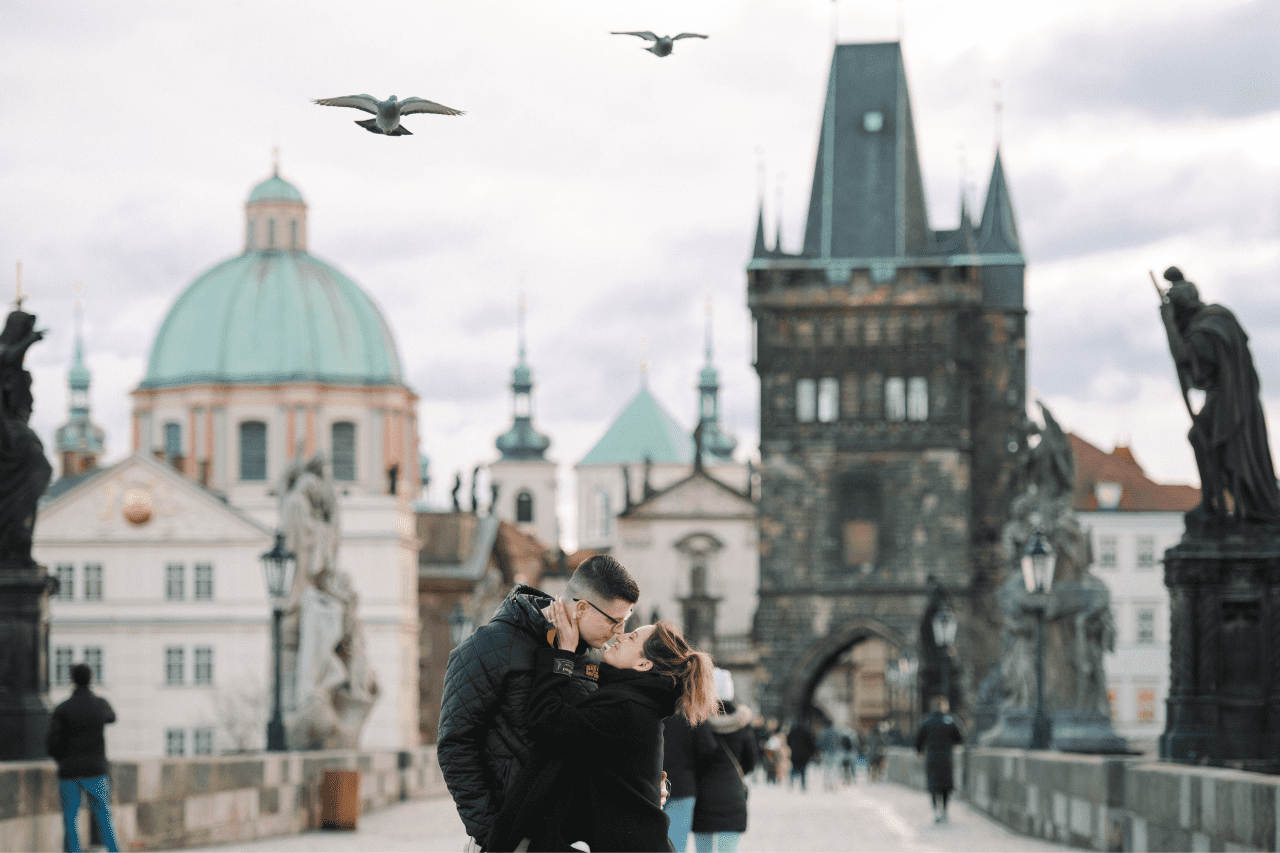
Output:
top-left (260, 531), bottom-right (296, 752)
top-left (448, 603), bottom-right (474, 647)
top-left (932, 602), bottom-right (958, 705)
top-left (1021, 529), bottom-right (1057, 749)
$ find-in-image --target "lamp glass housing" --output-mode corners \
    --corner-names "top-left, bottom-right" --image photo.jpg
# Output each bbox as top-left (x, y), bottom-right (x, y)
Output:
top-left (260, 532), bottom-right (297, 603)
top-left (1021, 530), bottom-right (1057, 594)
top-left (932, 605), bottom-right (958, 648)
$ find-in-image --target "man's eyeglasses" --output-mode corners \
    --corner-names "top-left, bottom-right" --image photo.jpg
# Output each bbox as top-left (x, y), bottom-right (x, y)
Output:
top-left (574, 598), bottom-right (627, 626)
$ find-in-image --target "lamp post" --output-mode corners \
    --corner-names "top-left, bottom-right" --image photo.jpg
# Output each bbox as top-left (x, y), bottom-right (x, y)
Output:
top-left (1021, 529), bottom-right (1057, 750)
top-left (932, 602), bottom-right (958, 706)
top-left (260, 531), bottom-right (296, 752)
top-left (448, 603), bottom-right (474, 647)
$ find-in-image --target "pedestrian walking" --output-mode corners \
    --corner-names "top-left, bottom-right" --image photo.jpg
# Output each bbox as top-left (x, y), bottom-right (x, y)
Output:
top-left (691, 669), bottom-right (755, 853)
top-left (661, 709), bottom-right (700, 850)
top-left (748, 714), bottom-right (769, 786)
top-left (785, 720), bottom-right (816, 792)
top-left (915, 696), bottom-right (963, 823)
top-left (437, 555), bottom-right (639, 851)
top-left (816, 723), bottom-right (843, 791)
top-left (488, 605), bottom-right (717, 852)
top-left (46, 663), bottom-right (120, 853)
top-left (866, 723), bottom-right (887, 782)
top-left (761, 721), bottom-right (783, 785)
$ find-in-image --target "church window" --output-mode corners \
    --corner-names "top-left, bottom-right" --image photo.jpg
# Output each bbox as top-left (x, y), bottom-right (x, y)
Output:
top-left (194, 646), bottom-right (214, 684)
top-left (1136, 536), bottom-right (1156, 568)
top-left (54, 564), bottom-right (74, 600)
top-left (690, 555), bottom-right (708, 596)
top-left (843, 520), bottom-right (878, 566)
top-left (817, 378), bottom-right (839, 423)
top-left (164, 422), bottom-right (183, 464)
top-left (516, 491), bottom-right (534, 523)
top-left (194, 564), bottom-right (213, 600)
top-left (83, 564), bottom-right (103, 601)
top-left (838, 474), bottom-right (880, 568)
top-left (83, 647), bottom-right (103, 685)
top-left (239, 421), bottom-right (267, 481)
top-left (54, 647), bottom-right (73, 686)
top-left (290, 219), bottom-right (298, 249)
top-left (331, 422), bottom-right (356, 481)
top-left (165, 564), bottom-right (184, 600)
top-left (267, 218), bottom-right (276, 249)
top-left (165, 647), bottom-right (185, 685)
top-left (885, 378), bottom-right (906, 421)
top-left (906, 378), bottom-right (929, 421)
top-left (796, 379), bottom-right (817, 423)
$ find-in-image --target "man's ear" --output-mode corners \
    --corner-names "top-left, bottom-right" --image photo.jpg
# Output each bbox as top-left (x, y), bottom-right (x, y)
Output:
top-left (634, 658), bottom-right (653, 671)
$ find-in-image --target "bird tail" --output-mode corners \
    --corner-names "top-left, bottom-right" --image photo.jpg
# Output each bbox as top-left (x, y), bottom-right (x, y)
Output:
top-left (388, 125), bottom-right (412, 136)
top-left (355, 118), bottom-right (382, 134)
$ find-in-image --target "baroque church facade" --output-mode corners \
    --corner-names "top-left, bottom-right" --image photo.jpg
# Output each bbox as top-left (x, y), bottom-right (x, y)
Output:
top-left (36, 169), bottom-right (422, 756)
top-left (749, 42), bottom-right (1027, 721)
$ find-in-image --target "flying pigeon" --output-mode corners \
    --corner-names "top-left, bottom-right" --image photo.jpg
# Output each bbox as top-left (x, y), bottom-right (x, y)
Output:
top-left (313, 94), bottom-right (464, 136)
top-left (611, 31), bottom-right (708, 58)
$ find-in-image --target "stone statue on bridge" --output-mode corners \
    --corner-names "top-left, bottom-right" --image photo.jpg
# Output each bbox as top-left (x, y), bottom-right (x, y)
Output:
top-left (980, 402), bottom-right (1126, 752)
top-left (279, 455), bottom-right (378, 749)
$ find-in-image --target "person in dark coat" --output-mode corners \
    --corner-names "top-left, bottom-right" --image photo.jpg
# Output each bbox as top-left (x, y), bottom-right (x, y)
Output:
top-left (46, 663), bottom-right (119, 853)
top-left (915, 697), bottom-right (963, 823)
top-left (691, 669), bottom-right (755, 853)
top-left (661, 711), bottom-right (700, 850)
top-left (785, 720), bottom-right (816, 791)
top-left (438, 556), bottom-right (639, 849)
top-left (490, 606), bottom-right (717, 853)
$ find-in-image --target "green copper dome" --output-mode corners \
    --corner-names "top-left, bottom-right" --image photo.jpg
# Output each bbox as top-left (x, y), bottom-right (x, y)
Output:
top-left (248, 174), bottom-right (304, 204)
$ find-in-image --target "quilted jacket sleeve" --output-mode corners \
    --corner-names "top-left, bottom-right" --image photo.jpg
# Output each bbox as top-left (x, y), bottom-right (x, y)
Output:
top-left (437, 628), bottom-right (513, 841)
top-left (526, 648), bottom-right (631, 750)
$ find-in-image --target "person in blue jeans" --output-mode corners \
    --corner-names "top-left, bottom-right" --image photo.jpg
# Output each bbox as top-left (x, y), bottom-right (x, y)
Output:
top-left (47, 663), bottom-right (119, 852)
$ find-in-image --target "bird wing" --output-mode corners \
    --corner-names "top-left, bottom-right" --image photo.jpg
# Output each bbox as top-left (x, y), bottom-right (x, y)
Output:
top-left (672, 33), bottom-right (709, 40)
top-left (611, 31), bottom-right (658, 41)
top-left (398, 97), bottom-right (465, 116)
top-left (314, 95), bottom-right (379, 115)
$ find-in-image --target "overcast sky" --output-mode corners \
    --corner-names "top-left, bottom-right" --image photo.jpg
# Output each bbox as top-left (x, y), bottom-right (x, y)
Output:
top-left (4, 0), bottom-right (1278, 546)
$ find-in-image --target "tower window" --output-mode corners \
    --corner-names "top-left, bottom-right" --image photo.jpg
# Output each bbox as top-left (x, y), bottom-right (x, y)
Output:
top-left (796, 379), bottom-right (817, 423)
top-left (267, 218), bottom-right (276, 249)
top-left (290, 219), bottom-right (298, 249)
top-left (239, 421), bottom-right (267, 481)
top-left (247, 220), bottom-right (255, 249)
top-left (906, 377), bottom-right (929, 421)
top-left (885, 378), bottom-right (906, 422)
top-left (331, 422), bottom-right (356, 481)
top-left (701, 392), bottom-right (715, 420)
top-left (516, 490), bottom-right (534, 523)
top-left (164, 422), bottom-right (183, 465)
top-left (817, 378), bottom-right (839, 423)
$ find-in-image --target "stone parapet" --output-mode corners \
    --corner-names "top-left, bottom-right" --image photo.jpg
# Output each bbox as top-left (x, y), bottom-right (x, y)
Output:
top-left (885, 745), bottom-right (1280, 852)
top-left (0, 747), bottom-right (447, 852)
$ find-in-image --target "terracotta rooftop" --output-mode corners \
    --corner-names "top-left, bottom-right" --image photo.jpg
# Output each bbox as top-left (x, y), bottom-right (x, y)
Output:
top-left (1069, 433), bottom-right (1199, 512)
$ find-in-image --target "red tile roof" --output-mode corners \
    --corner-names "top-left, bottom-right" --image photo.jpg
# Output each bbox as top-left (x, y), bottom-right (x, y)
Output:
top-left (1069, 433), bottom-right (1199, 512)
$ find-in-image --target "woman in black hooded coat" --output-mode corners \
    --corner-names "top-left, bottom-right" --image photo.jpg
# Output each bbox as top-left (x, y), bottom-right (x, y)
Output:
top-left (490, 603), bottom-right (717, 853)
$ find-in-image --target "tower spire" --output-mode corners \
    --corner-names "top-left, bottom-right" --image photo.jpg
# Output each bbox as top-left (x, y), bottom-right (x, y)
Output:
top-left (695, 298), bottom-right (737, 462)
top-left (55, 281), bottom-right (105, 478)
top-left (495, 293), bottom-right (550, 461)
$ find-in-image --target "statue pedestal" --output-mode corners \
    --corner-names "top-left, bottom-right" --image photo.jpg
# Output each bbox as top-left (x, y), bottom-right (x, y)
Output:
top-left (1161, 528), bottom-right (1280, 770)
top-left (1052, 710), bottom-right (1129, 753)
top-left (0, 562), bottom-right (52, 761)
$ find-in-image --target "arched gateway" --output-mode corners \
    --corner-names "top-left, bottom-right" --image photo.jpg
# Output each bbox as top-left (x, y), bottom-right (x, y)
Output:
top-left (747, 43), bottom-right (1027, 723)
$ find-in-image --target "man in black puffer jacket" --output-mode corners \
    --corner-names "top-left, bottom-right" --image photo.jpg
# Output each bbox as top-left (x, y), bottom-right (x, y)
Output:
top-left (47, 663), bottom-right (120, 852)
top-left (438, 555), bottom-right (639, 850)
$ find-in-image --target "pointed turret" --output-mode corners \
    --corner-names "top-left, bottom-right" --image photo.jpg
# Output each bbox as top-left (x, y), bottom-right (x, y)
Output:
top-left (752, 202), bottom-right (770, 258)
top-left (977, 150), bottom-right (1021, 255)
top-left (54, 309), bottom-right (106, 479)
top-left (696, 299), bottom-right (737, 461)
top-left (801, 43), bottom-right (931, 260)
top-left (495, 300), bottom-right (550, 461)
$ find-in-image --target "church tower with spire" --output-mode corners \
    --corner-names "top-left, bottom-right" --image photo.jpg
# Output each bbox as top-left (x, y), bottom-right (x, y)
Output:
top-left (696, 298), bottom-right (737, 462)
top-left (747, 42), bottom-right (1027, 722)
top-left (490, 296), bottom-right (559, 547)
top-left (54, 293), bottom-right (106, 481)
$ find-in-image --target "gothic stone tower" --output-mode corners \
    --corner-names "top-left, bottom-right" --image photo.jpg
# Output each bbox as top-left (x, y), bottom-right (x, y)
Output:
top-left (748, 43), bottom-right (1026, 722)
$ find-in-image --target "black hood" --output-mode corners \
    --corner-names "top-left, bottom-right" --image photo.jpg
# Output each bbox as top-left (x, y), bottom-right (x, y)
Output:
top-left (489, 583), bottom-right (554, 636)
top-left (599, 665), bottom-right (679, 718)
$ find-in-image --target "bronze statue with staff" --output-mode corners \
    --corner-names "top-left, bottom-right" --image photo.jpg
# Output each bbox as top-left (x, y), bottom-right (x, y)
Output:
top-left (1154, 266), bottom-right (1280, 527)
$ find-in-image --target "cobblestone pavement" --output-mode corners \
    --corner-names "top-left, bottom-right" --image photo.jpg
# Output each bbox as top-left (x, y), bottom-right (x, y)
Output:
top-left (186, 780), bottom-right (1075, 852)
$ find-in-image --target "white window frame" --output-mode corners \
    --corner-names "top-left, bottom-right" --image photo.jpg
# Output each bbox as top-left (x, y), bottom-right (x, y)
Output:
top-left (83, 564), bottom-right (103, 601)
top-left (796, 379), bottom-right (817, 423)
top-left (194, 647), bottom-right (214, 685)
top-left (906, 377), bottom-right (928, 421)
top-left (194, 564), bottom-right (214, 601)
top-left (165, 646), bottom-right (185, 685)
top-left (54, 646), bottom-right (74, 686)
top-left (82, 647), bottom-right (103, 685)
top-left (165, 563), bottom-right (185, 600)
top-left (885, 377), bottom-right (906, 422)
top-left (165, 728), bottom-right (186, 757)
top-left (817, 378), bottom-right (839, 423)
top-left (1098, 535), bottom-right (1118, 569)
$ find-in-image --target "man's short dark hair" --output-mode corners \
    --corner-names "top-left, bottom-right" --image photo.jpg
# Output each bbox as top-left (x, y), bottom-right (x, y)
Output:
top-left (569, 555), bottom-right (639, 604)
top-left (71, 663), bottom-right (92, 687)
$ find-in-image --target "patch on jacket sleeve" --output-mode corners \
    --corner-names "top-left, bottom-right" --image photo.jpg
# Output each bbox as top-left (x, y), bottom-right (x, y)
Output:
top-left (552, 657), bottom-right (575, 676)
top-left (584, 664), bottom-right (599, 681)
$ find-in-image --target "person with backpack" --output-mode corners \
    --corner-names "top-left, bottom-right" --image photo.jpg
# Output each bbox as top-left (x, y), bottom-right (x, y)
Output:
top-left (690, 669), bottom-right (755, 853)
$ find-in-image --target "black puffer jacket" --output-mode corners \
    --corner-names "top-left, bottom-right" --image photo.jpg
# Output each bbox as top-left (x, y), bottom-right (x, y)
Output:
top-left (46, 687), bottom-right (116, 779)
top-left (437, 585), bottom-right (599, 845)
top-left (692, 702), bottom-right (756, 834)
